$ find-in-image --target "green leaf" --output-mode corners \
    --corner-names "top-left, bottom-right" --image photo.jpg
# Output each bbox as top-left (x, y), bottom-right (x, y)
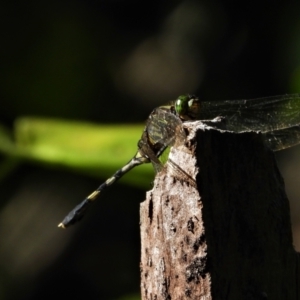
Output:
top-left (0, 117), bottom-right (155, 188)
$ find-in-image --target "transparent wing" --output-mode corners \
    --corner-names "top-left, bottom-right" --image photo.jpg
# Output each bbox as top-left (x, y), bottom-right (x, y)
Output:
top-left (197, 94), bottom-right (300, 151)
top-left (140, 107), bottom-right (185, 169)
top-left (145, 107), bottom-right (184, 153)
top-left (262, 125), bottom-right (300, 151)
top-left (199, 94), bottom-right (300, 133)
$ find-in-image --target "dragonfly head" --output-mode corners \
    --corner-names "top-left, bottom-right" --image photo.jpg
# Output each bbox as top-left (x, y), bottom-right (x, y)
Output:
top-left (174, 95), bottom-right (200, 120)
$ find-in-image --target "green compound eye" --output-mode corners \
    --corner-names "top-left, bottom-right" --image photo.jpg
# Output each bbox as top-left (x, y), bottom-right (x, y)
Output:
top-left (175, 95), bottom-right (190, 116)
top-left (175, 95), bottom-right (200, 120)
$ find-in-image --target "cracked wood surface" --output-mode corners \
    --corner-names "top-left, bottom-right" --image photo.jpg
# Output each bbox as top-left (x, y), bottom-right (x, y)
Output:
top-left (140, 121), bottom-right (299, 300)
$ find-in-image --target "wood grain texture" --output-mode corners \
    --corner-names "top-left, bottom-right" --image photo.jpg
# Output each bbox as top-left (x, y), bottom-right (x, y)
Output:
top-left (140, 121), bottom-right (299, 300)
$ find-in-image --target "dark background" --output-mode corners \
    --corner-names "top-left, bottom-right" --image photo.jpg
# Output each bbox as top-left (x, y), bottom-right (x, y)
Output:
top-left (1, 1), bottom-right (300, 299)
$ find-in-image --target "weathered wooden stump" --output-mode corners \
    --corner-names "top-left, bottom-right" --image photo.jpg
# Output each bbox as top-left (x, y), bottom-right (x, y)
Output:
top-left (140, 121), bottom-right (300, 300)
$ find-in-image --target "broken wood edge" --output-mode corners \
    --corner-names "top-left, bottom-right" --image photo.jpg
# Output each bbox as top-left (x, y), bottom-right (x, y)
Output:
top-left (140, 121), bottom-right (300, 300)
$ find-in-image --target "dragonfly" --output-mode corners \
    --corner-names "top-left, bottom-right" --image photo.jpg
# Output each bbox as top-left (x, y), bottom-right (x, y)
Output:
top-left (58, 93), bottom-right (300, 228)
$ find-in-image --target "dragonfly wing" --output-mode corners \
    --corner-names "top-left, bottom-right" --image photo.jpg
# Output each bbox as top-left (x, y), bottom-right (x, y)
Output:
top-left (199, 94), bottom-right (300, 133)
top-left (262, 125), bottom-right (300, 151)
top-left (146, 107), bottom-right (183, 151)
top-left (138, 130), bottom-right (163, 172)
top-left (138, 107), bottom-right (184, 171)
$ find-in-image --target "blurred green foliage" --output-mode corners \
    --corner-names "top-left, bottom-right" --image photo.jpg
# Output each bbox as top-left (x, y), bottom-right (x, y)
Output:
top-left (116, 294), bottom-right (140, 300)
top-left (0, 118), bottom-right (154, 187)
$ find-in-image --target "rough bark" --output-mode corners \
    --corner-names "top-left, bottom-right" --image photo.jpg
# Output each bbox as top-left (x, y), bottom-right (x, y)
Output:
top-left (140, 121), bottom-right (300, 300)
